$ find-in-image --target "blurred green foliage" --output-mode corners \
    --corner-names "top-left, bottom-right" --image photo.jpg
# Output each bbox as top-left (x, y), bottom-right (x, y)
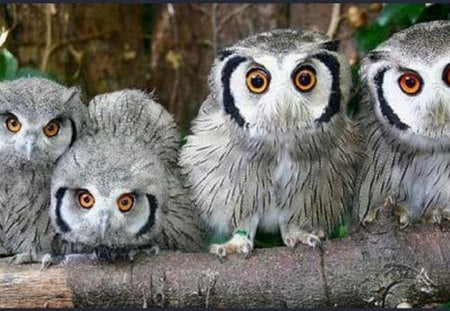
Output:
top-left (354, 4), bottom-right (450, 55)
top-left (0, 48), bottom-right (55, 81)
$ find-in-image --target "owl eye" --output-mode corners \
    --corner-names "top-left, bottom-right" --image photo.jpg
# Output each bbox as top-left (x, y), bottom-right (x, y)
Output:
top-left (78, 190), bottom-right (95, 209)
top-left (246, 68), bottom-right (270, 94)
top-left (117, 193), bottom-right (135, 213)
top-left (398, 72), bottom-right (422, 95)
top-left (443, 65), bottom-right (450, 87)
top-left (5, 115), bottom-right (21, 133)
top-left (43, 120), bottom-right (60, 138)
top-left (293, 66), bottom-right (317, 92)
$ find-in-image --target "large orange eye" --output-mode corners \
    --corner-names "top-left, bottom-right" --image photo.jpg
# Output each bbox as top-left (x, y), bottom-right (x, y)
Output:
top-left (117, 193), bottom-right (135, 213)
top-left (5, 116), bottom-right (21, 133)
top-left (443, 65), bottom-right (450, 87)
top-left (398, 72), bottom-right (422, 95)
top-left (78, 191), bottom-right (95, 209)
top-left (43, 120), bottom-right (60, 138)
top-left (293, 66), bottom-right (317, 92)
top-left (246, 68), bottom-right (270, 94)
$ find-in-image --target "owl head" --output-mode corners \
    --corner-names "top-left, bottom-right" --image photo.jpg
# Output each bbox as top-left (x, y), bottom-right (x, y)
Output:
top-left (0, 77), bottom-right (85, 167)
top-left (208, 29), bottom-right (351, 139)
top-left (50, 90), bottom-right (173, 249)
top-left (360, 21), bottom-right (450, 150)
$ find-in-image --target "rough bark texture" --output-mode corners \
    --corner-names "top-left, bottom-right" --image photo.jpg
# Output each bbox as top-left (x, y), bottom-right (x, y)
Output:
top-left (1, 217), bottom-right (449, 308)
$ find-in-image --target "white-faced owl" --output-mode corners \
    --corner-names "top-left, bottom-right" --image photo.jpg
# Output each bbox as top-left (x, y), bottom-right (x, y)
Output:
top-left (181, 29), bottom-right (363, 257)
top-left (355, 21), bottom-right (450, 227)
top-left (0, 77), bottom-right (86, 264)
top-left (50, 90), bottom-right (206, 261)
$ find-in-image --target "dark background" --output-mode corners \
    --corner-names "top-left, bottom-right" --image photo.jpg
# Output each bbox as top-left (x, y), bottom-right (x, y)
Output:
top-left (0, 3), bottom-right (448, 130)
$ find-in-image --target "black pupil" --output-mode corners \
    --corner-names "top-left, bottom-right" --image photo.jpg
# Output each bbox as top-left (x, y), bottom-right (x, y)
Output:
top-left (10, 119), bottom-right (17, 126)
top-left (83, 195), bottom-right (91, 203)
top-left (251, 73), bottom-right (265, 89)
top-left (48, 124), bottom-right (54, 131)
top-left (405, 76), bottom-right (416, 88)
top-left (122, 199), bottom-right (129, 206)
top-left (299, 72), bottom-right (311, 86)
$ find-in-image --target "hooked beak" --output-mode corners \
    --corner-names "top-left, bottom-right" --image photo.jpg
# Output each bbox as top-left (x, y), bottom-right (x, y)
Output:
top-left (434, 101), bottom-right (450, 126)
top-left (99, 213), bottom-right (111, 239)
top-left (23, 136), bottom-right (37, 161)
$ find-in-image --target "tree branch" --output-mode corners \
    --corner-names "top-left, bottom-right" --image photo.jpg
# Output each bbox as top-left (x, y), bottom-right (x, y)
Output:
top-left (326, 3), bottom-right (342, 39)
top-left (1, 218), bottom-right (450, 308)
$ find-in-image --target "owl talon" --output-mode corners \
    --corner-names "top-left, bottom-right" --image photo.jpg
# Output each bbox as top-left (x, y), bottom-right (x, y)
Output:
top-left (40, 253), bottom-right (55, 270)
top-left (209, 233), bottom-right (253, 258)
top-left (363, 209), bottom-right (380, 225)
top-left (61, 253), bottom-right (98, 266)
top-left (282, 229), bottom-right (322, 249)
top-left (145, 245), bottom-right (160, 256)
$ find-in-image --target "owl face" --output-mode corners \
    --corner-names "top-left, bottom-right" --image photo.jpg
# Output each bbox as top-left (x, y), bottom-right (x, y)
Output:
top-left (362, 21), bottom-right (450, 149)
top-left (0, 78), bottom-right (82, 166)
top-left (51, 137), bottom-right (165, 248)
top-left (210, 29), bottom-right (351, 138)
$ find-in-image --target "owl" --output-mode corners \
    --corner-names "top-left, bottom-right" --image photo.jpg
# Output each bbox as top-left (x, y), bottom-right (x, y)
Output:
top-left (0, 77), bottom-right (86, 264)
top-left (50, 90), bottom-right (206, 261)
top-left (180, 29), bottom-right (363, 257)
top-left (354, 21), bottom-right (450, 226)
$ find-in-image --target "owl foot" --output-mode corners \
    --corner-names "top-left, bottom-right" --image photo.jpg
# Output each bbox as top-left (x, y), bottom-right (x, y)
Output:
top-left (40, 253), bottom-right (57, 270)
top-left (61, 253), bottom-right (99, 266)
top-left (362, 209), bottom-right (380, 225)
top-left (283, 229), bottom-right (324, 248)
top-left (428, 209), bottom-right (442, 224)
top-left (144, 245), bottom-right (160, 256)
top-left (395, 203), bottom-right (411, 229)
top-left (209, 233), bottom-right (253, 258)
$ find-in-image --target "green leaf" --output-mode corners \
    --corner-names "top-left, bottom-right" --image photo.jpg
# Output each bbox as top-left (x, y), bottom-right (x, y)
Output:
top-left (377, 4), bottom-right (426, 27)
top-left (0, 49), bottom-right (18, 80)
top-left (179, 130), bottom-right (188, 146)
top-left (416, 4), bottom-right (450, 23)
top-left (354, 24), bottom-right (391, 54)
top-left (441, 301), bottom-right (450, 308)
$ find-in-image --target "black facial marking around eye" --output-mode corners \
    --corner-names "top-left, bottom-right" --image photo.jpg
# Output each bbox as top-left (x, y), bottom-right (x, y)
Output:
top-left (69, 118), bottom-right (77, 147)
top-left (320, 40), bottom-right (340, 52)
top-left (55, 187), bottom-right (71, 233)
top-left (443, 64), bottom-right (450, 86)
top-left (312, 53), bottom-right (341, 123)
top-left (221, 56), bottom-right (248, 128)
top-left (218, 49), bottom-right (234, 61)
top-left (367, 51), bottom-right (389, 63)
top-left (374, 67), bottom-right (409, 130)
top-left (136, 194), bottom-right (158, 237)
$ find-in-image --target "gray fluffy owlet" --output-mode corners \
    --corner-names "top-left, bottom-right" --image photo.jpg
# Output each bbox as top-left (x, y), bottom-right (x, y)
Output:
top-left (354, 21), bottom-right (450, 226)
top-left (50, 90), bottom-right (206, 261)
top-left (0, 77), bottom-right (86, 264)
top-left (180, 29), bottom-right (363, 257)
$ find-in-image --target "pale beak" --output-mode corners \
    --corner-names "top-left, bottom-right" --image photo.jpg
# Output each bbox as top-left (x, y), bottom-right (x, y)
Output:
top-left (23, 136), bottom-right (36, 161)
top-left (99, 213), bottom-right (111, 239)
top-left (435, 101), bottom-right (449, 126)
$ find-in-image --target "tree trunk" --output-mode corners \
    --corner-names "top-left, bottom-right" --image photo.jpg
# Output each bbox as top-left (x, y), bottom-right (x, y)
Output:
top-left (1, 217), bottom-right (449, 308)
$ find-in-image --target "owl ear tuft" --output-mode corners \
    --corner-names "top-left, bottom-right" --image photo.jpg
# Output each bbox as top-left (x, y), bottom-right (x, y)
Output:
top-left (217, 49), bottom-right (235, 61)
top-left (367, 51), bottom-right (389, 63)
top-left (320, 40), bottom-right (340, 52)
top-left (63, 87), bottom-right (82, 105)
